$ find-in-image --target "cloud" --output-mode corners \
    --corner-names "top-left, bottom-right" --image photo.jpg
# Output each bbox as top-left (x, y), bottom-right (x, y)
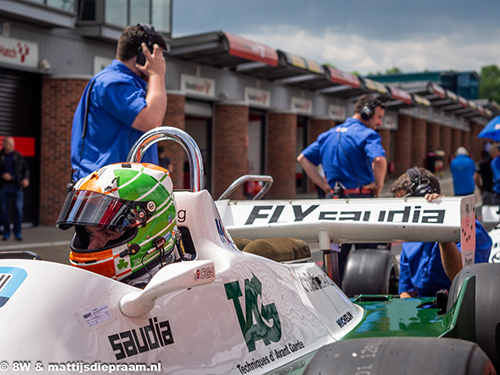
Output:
top-left (240, 25), bottom-right (500, 75)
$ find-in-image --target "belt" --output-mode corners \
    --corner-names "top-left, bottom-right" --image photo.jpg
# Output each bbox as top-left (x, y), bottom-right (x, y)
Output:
top-left (342, 188), bottom-right (373, 195)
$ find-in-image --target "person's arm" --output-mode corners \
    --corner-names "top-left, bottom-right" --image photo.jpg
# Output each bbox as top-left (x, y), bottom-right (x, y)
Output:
top-left (132, 43), bottom-right (167, 132)
top-left (438, 242), bottom-right (462, 282)
top-left (297, 153), bottom-right (330, 193)
top-left (473, 171), bottom-right (482, 190)
top-left (363, 156), bottom-right (387, 197)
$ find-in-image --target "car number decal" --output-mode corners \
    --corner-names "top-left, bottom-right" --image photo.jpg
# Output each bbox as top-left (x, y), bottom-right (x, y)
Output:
top-left (0, 266), bottom-right (27, 308)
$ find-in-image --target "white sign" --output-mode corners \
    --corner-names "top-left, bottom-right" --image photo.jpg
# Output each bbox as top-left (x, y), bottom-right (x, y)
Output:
top-left (381, 111), bottom-right (397, 130)
top-left (291, 97), bottom-right (312, 115)
top-left (180, 74), bottom-right (215, 98)
top-left (328, 104), bottom-right (346, 121)
top-left (244, 87), bottom-right (271, 107)
top-left (93, 56), bottom-right (113, 75)
top-left (0, 36), bottom-right (38, 68)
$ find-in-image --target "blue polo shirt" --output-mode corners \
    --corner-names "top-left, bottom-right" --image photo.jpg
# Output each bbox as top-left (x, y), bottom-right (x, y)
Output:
top-left (301, 117), bottom-right (385, 189)
top-left (71, 60), bottom-right (158, 180)
top-left (450, 154), bottom-right (476, 195)
top-left (399, 220), bottom-right (492, 297)
top-left (491, 156), bottom-right (500, 194)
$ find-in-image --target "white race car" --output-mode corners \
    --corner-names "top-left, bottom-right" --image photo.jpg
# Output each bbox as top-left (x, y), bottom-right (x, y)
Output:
top-left (0, 128), bottom-right (498, 375)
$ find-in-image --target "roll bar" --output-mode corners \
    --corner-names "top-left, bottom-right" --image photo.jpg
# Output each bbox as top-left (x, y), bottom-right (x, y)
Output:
top-left (127, 126), bottom-right (204, 192)
top-left (218, 174), bottom-right (273, 201)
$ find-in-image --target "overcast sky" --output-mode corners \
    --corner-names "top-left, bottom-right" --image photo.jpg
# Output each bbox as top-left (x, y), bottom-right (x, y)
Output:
top-left (172, 0), bottom-right (500, 76)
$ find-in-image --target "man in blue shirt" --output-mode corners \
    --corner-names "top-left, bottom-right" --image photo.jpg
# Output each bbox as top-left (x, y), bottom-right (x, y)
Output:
top-left (450, 147), bottom-right (476, 196)
top-left (71, 24), bottom-right (168, 181)
top-left (297, 94), bottom-right (387, 198)
top-left (389, 167), bottom-right (491, 298)
top-left (297, 94), bottom-right (387, 286)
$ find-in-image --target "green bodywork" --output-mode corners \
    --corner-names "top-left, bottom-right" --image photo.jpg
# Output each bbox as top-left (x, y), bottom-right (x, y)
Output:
top-left (268, 276), bottom-right (476, 374)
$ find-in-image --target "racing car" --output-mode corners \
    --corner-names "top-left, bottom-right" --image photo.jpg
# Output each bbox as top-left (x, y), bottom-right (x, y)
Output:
top-left (0, 127), bottom-right (498, 375)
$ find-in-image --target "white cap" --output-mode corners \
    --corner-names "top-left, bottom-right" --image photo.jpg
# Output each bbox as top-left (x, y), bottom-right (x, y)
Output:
top-left (456, 146), bottom-right (468, 155)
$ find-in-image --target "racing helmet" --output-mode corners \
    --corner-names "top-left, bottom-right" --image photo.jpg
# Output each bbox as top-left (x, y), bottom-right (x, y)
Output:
top-left (56, 163), bottom-right (182, 283)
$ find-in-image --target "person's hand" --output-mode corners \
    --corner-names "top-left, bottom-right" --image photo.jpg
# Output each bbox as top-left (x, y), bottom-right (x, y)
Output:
top-left (21, 178), bottom-right (29, 188)
top-left (400, 291), bottom-right (417, 298)
top-left (135, 43), bottom-right (166, 79)
top-left (363, 182), bottom-right (380, 197)
top-left (424, 193), bottom-right (443, 202)
top-left (2, 172), bottom-right (11, 181)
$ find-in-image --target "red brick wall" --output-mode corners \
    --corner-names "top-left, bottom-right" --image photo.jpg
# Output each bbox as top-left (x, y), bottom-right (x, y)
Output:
top-left (470, 121), bottom-right (484, 162)
top-left (267, 112), bottom-right (297, 199)
top-left (393, 114), bottom-right (412, 177)
top-left (40, 78), bottom-right (87, 225)
top-left (451, 128), bottom-right (462, 160)
top-left (440, 126), bottom-right (452, 168)
top-left (306, 118), bottom-right (335, 192)
top-left (426, 122), bottom-right (440, 151)
top-left (160, 93), bottom-right (185, 190)
top-left (213, 103), bottom-right (249, 199)
top-left (462, 130), bottom-right (471, 158)
top-left (411, 118), bottom-right (427, 168)
top-left (378, 128), bottom-right (391, 180)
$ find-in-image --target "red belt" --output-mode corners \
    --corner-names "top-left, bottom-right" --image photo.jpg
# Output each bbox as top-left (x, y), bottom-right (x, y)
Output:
top-left (342, 188), bottom-right (373, 195)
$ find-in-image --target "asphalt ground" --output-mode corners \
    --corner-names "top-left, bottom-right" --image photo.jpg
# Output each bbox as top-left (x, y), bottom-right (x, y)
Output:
top-left (0, 168), bottom-right (481, 266)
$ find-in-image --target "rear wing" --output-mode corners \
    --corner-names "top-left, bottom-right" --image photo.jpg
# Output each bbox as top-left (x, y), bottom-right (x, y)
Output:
top-left (216, 195), bottom-right (476, 265)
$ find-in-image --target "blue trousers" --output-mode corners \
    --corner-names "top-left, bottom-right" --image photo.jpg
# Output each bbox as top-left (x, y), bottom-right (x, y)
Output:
top-left (0, 184), bottom-right (24, 238)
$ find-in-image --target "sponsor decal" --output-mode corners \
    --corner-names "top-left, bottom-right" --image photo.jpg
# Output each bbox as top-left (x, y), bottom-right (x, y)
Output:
top-left (291, 97), bottom-right (312, 115)
top-left (180, 74), bottom-right (215, 97)
top-left (244, 205), bottom-right (445, 225)
top-left (108, 317), bottom-right (174, 360)
top-left (235, 340), bottom-right (305, 374)
top-left (0, 267), bottom-right (27, 308)
top-left (0, 36), bottom-right (38, 68)
top-left (336, 311), bottom-right (354, 328)
top-left (244, 87), bottom-right (271, 107)
top-left (225, 275), bottom-right (281, 352)
top-left (328, 104), bottom-right (346, 121)
top-left (196, 265), bottom-right (215, 280)
top-left (295, 271), bottom-right (333, 293)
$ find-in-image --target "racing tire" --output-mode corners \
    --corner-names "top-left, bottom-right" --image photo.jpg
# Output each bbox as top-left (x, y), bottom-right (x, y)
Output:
top-left (303, 337), bottom-right (495, 375)
top-left (446, 263), bottom-right (500, 371)
top-left (341, 249), bottom-right (399, 297)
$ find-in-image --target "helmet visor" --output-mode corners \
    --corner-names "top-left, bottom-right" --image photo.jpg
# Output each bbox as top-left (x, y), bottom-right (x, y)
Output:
top-left (57, 190), bottom-right (148, 231)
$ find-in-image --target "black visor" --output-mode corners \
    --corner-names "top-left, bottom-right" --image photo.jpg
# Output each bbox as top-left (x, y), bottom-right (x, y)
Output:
top-left (56, 190), bottom-right (149, 231)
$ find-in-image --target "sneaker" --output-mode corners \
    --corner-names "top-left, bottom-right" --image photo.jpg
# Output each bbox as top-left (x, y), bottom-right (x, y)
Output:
top-left (15, 236), bottom-right (22, 241)
top-left (2, 237), bottom-right (8, 241)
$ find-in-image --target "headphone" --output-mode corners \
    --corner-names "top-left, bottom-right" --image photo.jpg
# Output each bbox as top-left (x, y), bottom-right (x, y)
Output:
top-left (136, 23), bottom-right (156, 66)
top-left (405, 167), bottom-right (436, 197)
top-left (360, 98), bottom-right (382, 121)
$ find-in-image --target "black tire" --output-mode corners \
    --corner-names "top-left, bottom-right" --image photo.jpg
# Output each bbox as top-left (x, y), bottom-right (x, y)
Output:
top-left (446, 263), bottom-right (500, 371)
top-left (303, 337), bottom-right (495, 375)
top-left (342, 249), bottom-right (399, 297)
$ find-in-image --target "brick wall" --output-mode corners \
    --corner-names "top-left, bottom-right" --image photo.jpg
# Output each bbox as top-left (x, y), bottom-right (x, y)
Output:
top-left (411, 118), bottom-right (427, 168)
top-left (427, 122), bottom-right (441, 151)
top-left (378, 128), bottom-right (391, 179)
top-left (393, 114), bottom-right (412, 177)
top-left (213, 103), bottom-right (249, 199)
top-left (267, 112), bottom-right (297, 199)
top-left (451, 128), bottom-right (462, 159)
top-left (462, 130), bottom-right (471, 158)
top-left (160, 93), bottom-right (185, 190)
top-left (306, 118), bottom-right (336, 192)
top-left (440, 126), bottom-right (452, 168)
top-left (470, 121), bottom-right (484, 162)
top-left (40, 78), bottom-right (87, 225)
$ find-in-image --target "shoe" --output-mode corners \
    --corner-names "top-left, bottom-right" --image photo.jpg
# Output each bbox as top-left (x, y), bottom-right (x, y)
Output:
top-left (15, 236), bottom-right (22, 241)
top-left (2, 237), bottom-right (8, 241)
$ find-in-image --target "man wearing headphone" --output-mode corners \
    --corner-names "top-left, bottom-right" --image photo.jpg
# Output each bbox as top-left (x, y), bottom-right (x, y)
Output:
top-left (297, 94), bottom-right (388, 286)
top-left (70, 24), bottom-right (168, 181)
top-left (389, 167), bottom-right (491, 298)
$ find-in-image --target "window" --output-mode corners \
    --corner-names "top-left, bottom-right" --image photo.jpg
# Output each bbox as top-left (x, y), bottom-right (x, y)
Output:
top-left (152, 0), bottom-right (170, 34)
top-left (105, 0), bottom-right (127, 27)
top-left (26, 0), bottom-right (76, 12)
top-left (130, 0), bottom-right (150, 26)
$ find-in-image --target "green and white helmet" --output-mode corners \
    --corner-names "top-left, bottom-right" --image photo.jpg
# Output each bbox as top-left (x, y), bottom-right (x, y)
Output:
top-left (56, 162), bottom-right (182, 285)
